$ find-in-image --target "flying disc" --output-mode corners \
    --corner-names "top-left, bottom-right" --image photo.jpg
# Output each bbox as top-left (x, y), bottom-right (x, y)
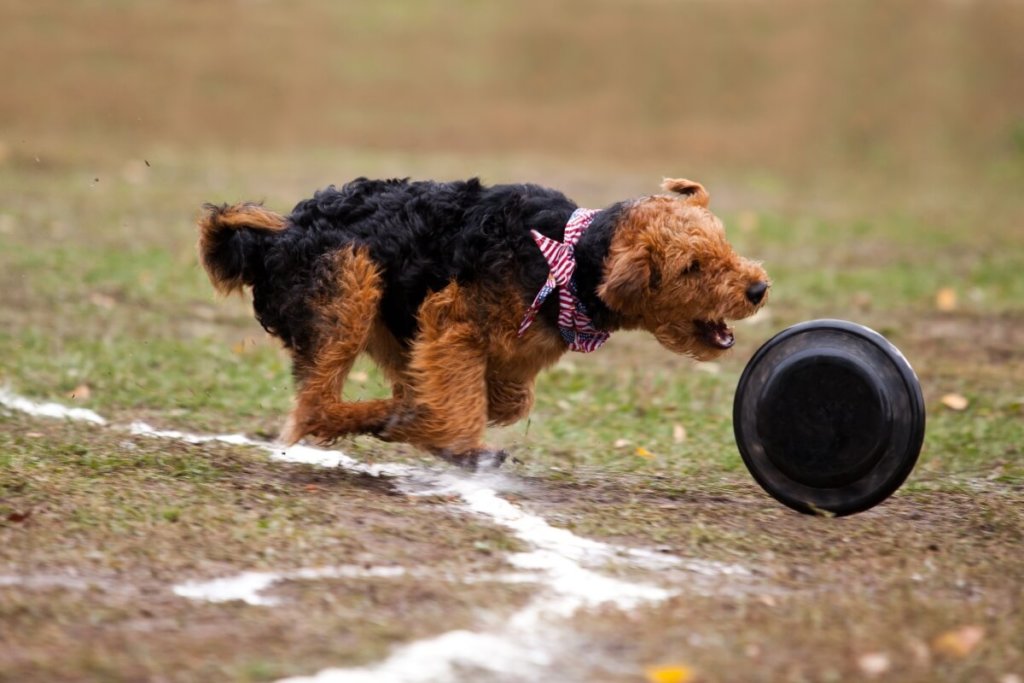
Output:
top-left (733, 320), bottom-right (925, 516)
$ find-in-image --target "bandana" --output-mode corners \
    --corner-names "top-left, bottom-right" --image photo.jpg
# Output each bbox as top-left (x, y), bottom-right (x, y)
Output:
top-left (517, 208), bottom-right (610, 353)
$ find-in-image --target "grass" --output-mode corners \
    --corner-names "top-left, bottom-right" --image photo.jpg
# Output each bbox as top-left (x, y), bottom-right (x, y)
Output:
top-left (2, 0), bottom-right (1023, 681)
top-left (3, 147), bottom-right (1021, 681)
top-left (0, 414), bottom-right (534, 682)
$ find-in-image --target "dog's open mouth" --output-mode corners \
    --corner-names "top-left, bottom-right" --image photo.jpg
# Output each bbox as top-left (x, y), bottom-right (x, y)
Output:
top-left (695, 319), bottom-right (735, 349)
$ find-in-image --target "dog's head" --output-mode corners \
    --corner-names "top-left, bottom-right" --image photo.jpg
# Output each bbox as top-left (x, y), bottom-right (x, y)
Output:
top-left (597, 178), bottom-right (770, 360)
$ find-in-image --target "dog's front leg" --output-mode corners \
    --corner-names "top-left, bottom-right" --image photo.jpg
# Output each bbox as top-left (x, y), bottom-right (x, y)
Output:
top-left (486, 378), bottom-right (536, 426)
top-left (380, 286), bottom-right (505, 468)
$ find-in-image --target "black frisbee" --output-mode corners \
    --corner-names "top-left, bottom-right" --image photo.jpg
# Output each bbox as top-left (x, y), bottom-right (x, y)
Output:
top-left (734, 319), bottom-right (925, 516)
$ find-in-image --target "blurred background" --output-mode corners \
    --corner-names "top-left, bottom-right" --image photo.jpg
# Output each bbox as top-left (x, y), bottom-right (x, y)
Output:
top-left (3, 0), bottom-right (1022, 189)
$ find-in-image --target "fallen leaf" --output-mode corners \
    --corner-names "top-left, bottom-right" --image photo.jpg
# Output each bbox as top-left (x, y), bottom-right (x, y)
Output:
top-left (672, 423), bottom-right (687, 444)
top-left (645, 664), bottom-right (695, 683)
top-left (68, 384), bottom-right (91, 400)
top-left (231, 337), bottom-right (258, 355)
top-left (88, 292), bottom-right (117, 309)
top-left (6, 511), bottom-right (31, 523)
top-left (857, 652), bottom-right (891, 677)
top-left (932, 625), bottom-right (985, 658)
top-left (941, 393), bottom-right (969, 411)
top-left (635, 446), bottom-right (655, 459)
top-left (935, 287), bottom-right (958, 311)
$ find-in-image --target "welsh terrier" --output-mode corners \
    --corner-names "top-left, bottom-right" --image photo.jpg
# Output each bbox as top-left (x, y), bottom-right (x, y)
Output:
top-left (198, 177), bottom-right (769, 467)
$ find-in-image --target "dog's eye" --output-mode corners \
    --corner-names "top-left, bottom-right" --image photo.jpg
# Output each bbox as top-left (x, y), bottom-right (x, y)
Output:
top-left (681, 260), bottom-right (701, 276)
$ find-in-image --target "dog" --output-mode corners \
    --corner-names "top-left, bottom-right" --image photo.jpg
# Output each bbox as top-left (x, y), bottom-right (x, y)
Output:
top-left (198, 177), bottom-right (769, 467)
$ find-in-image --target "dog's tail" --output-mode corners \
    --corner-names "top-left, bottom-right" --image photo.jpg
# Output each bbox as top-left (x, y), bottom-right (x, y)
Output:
top-left (197, 202), bottom-right (286, 295)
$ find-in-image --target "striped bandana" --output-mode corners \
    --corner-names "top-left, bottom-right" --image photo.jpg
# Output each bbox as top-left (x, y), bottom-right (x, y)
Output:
top-left (517, 208), bottom-right (610, 353)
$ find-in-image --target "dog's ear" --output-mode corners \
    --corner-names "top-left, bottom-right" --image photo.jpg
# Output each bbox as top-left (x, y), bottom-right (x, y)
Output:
top-left (597, 245), bottom-right (652, 312)
top-left (661, 178), bottom-right (709, 208)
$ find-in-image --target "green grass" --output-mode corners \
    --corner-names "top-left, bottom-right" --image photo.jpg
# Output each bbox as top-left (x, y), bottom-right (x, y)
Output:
top-left (2, 146), bottom-right (1022, 487)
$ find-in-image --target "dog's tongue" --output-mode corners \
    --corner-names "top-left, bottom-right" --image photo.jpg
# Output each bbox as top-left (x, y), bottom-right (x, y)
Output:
top-left (711, 323), bottom-right (735, 349)
top-left (699, 320), bottom-right (735, 349)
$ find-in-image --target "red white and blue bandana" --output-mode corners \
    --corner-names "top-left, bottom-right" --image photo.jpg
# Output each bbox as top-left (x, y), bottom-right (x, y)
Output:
top-left (517, 208), bottom-right (610, 353)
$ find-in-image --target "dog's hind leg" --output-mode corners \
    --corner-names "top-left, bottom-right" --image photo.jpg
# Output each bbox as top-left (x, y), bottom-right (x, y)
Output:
top-left (281, 247), bottom-right (396, 445)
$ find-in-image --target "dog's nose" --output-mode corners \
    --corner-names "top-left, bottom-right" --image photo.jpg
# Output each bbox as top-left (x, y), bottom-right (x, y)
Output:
top-left (746, 281), bottom-right (768, 305)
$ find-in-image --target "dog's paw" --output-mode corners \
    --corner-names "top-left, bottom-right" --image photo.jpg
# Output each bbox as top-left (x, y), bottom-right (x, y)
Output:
top-left (279, 413), bottom-right (305, 446)
top-left (474, 448), bottom-right (509, 470)
top-left (281, 409), bottom-right (338, 447)
top-left (374, 407), bottom-right (416, 442)
top-left (436, 447), bottom-right (509, 471)
top-left (308, 431), bottom-right (341, 447)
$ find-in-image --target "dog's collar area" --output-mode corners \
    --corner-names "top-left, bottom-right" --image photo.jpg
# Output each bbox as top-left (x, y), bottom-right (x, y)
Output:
top-left (518, 208), bottom-right (611, 353)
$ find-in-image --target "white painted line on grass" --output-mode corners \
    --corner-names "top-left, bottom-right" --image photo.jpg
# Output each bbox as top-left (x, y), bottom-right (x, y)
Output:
top-left (0, 386), bottom-right (106, 425)
top-left (174, 570), bottom-right (283, 606)
top-left (128, 421), bottom-right (413, 477)
top-left (274, 471), bottom-right (699, 683)
top-left (174, 565), bottom-right (410, 607)
top-left (174, 565), bottom-right (542, 608)
top-left (4, 391), bottom-right (755, 683)
top-left (0, 574), bottom-right (107, 591)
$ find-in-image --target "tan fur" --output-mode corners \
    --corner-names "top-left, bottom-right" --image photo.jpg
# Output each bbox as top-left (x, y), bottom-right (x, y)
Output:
top-left (660, 178), bottom-right (710, 207)
top-left (281, 247), bottom-right (397, 445)
top-left (369, 281), bottom-right (565, 463)
top-left (598, 193), bottom-right (768, 361)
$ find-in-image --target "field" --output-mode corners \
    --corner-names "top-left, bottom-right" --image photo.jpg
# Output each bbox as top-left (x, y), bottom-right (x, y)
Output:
top-left (2, 1), bottom-right (1023, 681)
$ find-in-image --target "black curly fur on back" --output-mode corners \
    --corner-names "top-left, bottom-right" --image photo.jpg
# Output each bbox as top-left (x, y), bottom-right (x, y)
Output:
top-left (233, 177), bottom-right (624, 357)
